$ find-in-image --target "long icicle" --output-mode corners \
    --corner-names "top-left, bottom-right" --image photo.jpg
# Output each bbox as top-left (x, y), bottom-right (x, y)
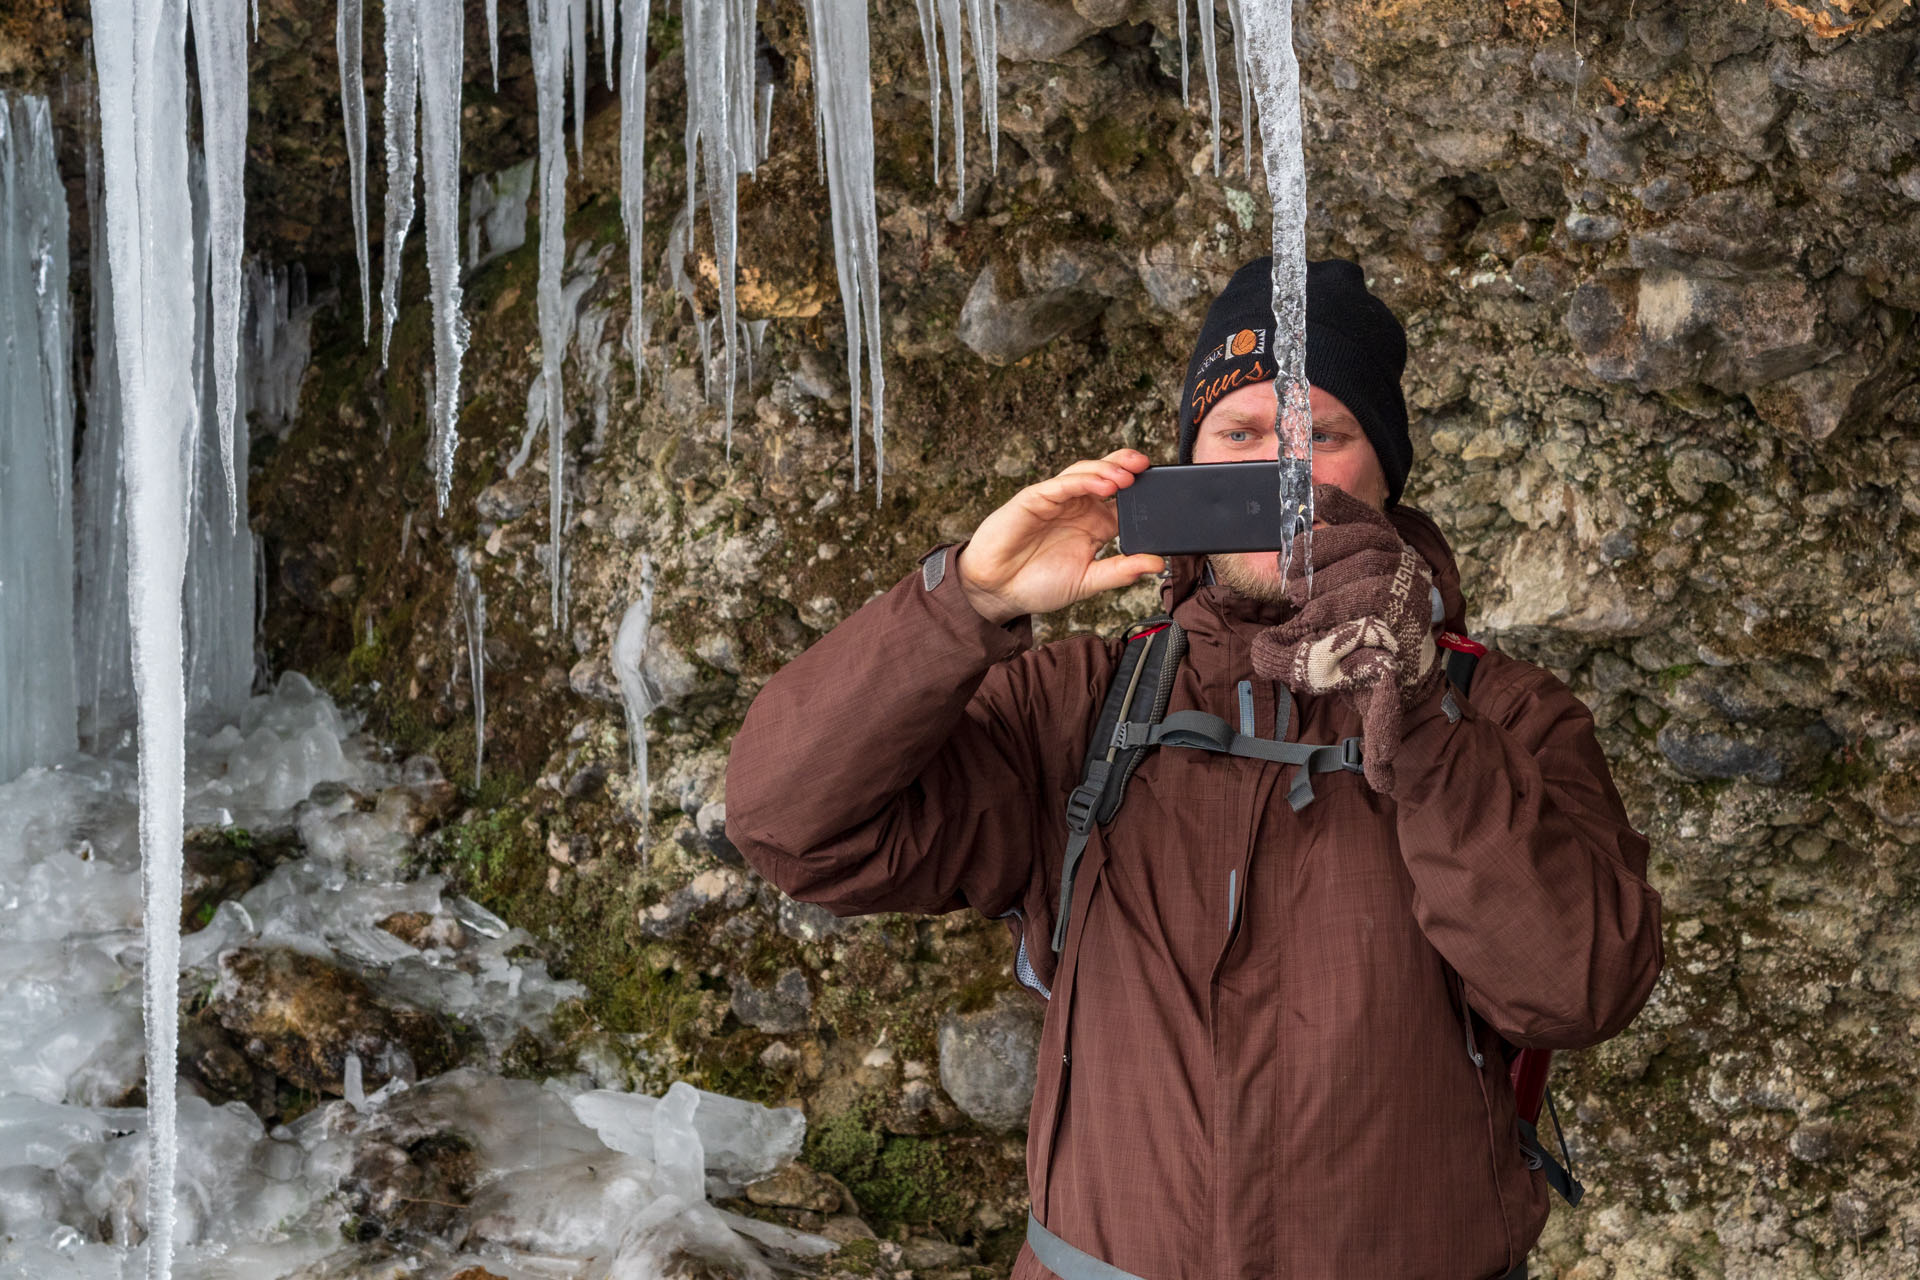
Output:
top-left (418, 0), bottom-right (470, 513)
top-left (1243, 0), bottom-right (1314, 583)
top-left (188, 0), bottom-right (248, 528)
top-left (620, 0), bottom-right (651, 383)
top-left (337, 0), bottom-right (371, 342)
top-left (1199, 0), bottom-right (1221, 174)
top-left (1225, 0), bottom-right (1253, 175)
top-left (530, 0), bottom-right (570, 625)
top-left (379, 0), bottom-right (419, 367)
top-left (801, 0), bottom-right (885, 503)
top-left (682, 0), bottom-right (746, 439)
top-left (486, 0), bottom-right (500, 89)
top-left (570, 0), bottom-right (588, 156)
top-left (92, 3), bottom-right (198, 1277)
top-left (911, 0), bottom-right (941, 183)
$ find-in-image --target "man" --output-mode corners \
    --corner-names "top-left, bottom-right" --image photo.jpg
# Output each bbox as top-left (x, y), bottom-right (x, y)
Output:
top-left (726, 259), bottom-right (1664, 1279)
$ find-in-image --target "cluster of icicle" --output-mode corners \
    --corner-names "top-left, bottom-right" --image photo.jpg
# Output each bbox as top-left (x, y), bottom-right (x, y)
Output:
top-left (75, 0), bottom-right (1315, 1272)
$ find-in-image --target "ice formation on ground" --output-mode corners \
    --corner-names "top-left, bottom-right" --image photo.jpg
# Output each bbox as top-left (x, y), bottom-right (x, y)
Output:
top-left (467, 157), bottom-right (535, 272)
top-left (0, 676), bottom-right (823, 1277)
top-left (0, 92), bottom-right (79, 784)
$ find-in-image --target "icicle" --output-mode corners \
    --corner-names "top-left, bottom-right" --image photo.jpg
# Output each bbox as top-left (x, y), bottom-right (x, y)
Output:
top-left (344, 1051), bottom-right (367, 1112)
top-left (571, 0), bottom-right (588, 157)
top-left (1225, 0), bottom-right (1253, 175)
top-left (801, 0), bottom-right (886, 503)
top-left (1243, 0), bottom-right (1313, 586)
top-left (0, 92), bottom-right (79, 782)
top-left (188, 0), bottom-right (248, 529)
top-left (681, 0), bottom-right (749, 435)
top-left (1199, 0), bottom-right (1222, 175)
top-left (610, 560), bottom-right (655, 823)
top-left (486, 0), bottom-right (500, 89)
top-left (934, 0), bottom-right (964, 210)
top-left (183, 150), bottom-right (255, 729)
top-left (602, 0), bottom-right (617, 86)
top-left (530, 0), bottom-right (571, 626)
top-left (620, 0), bottom-right (650, 383)
top-left (379, 0), bottom-right (419, 367)
top-left (337, 0), bottom-right (371, 342)
top-left (75, 117), bottom-right (136, 749)
top-left (418, 0), bottom-right (470, 515)
top-left (1178, 0), bottom-right (1189, 104)
top-left (455, 548), bottom-right (486, 785)
top-left (91, 3), bottom-right (198, 1276)
top-left (962, 0), bottom-right (997, 174)
top-left (912, 0), bottom-right (941, 182)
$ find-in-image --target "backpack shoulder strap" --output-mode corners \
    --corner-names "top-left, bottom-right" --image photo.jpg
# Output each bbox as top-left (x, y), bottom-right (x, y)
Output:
top-left (1051, 617), bottom-right (1185, 953)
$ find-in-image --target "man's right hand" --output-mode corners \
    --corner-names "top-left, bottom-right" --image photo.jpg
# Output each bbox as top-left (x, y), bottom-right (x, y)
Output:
top-left (957, 449), bottom-right (1168, 626)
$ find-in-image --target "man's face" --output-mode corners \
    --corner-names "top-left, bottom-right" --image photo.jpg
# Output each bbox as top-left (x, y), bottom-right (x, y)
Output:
top-left (1189, 381), bottom-right (1389, 603)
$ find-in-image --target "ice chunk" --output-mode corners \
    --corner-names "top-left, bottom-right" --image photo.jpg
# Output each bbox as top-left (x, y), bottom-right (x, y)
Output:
top-left (571, 1084), bottom-right (804, 1193)
top-left (467, 158), bottom-right (534, 271)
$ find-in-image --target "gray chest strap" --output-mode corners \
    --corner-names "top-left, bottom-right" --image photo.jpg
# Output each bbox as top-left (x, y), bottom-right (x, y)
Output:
top-left (1113, 709), bottom-right (1364, 812)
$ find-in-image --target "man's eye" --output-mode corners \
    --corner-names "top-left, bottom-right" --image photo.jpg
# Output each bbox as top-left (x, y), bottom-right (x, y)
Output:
top-left (1227, 430), bottom-right (1252, 443)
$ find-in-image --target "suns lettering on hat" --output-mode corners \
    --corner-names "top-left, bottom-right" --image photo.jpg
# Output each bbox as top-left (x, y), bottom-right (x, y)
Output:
top-left (1188, 358), bottom-right (1271, 426)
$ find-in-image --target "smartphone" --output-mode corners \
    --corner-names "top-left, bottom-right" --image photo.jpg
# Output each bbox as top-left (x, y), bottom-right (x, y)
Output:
top-left (1116, 460), bottom-right (1308, 555)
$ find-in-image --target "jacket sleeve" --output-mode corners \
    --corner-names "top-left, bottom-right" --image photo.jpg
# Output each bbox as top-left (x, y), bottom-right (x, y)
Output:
top-left (724, 543), bottom-right (1057, 919)
top-left (1392, 663), bottom-right (1664, 1049)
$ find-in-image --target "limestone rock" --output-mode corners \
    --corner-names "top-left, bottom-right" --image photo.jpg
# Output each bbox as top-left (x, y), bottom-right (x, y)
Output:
top-left (957, 261), bottom-right (1105, 366)
top-left (937, 992), bottom-right (1043, 1133)
top-left (998, 0), bottom-right (1098, 62)
top-left (1478, 530), bottom-right (1658, 640)
top-left (730, 968), bottom-right (813, 1034)
top-left (209, 947), bottom-right (458, 1095)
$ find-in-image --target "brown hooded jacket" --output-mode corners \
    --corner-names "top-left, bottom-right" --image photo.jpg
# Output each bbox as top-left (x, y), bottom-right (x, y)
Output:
top-left (726, 506), bottom-right (1664, 1280)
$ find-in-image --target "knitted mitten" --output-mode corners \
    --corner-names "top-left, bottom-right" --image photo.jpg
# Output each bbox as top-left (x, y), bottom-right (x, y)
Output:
top-left (1249, 486), bottom-right (1443, 795)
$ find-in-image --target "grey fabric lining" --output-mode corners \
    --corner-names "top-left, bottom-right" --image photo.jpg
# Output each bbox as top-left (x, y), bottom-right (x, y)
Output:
top-left (1237, 679), bottom-right (1255, 736)
top-left (1227, 868), bottom-right (1238, 930)
top-left (1027, 1213), bottom-right (1150, 1280)
top-left (921, 546), bottom-right (948, 591)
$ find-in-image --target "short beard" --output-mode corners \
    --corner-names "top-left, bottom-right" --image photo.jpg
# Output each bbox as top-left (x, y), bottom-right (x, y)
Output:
top-left (1206, 552), bottom-right (1292, 606)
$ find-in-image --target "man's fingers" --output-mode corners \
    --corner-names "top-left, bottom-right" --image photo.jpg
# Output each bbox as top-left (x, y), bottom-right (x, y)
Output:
top-left (1085, 552), bottom-right (1167, 595)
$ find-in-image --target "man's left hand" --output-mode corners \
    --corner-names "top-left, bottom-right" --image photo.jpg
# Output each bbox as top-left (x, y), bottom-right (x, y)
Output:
top-left (1250, 486), bottom-right (1444, 795)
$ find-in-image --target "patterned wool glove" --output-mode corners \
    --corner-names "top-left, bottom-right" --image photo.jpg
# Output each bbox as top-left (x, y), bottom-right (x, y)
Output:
top-left (1248, 486), bottom-right (1443, 795)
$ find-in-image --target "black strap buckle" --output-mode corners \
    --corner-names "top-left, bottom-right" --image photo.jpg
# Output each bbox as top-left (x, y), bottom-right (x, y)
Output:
top-left (1064, 781), bottom-right (1102, 833)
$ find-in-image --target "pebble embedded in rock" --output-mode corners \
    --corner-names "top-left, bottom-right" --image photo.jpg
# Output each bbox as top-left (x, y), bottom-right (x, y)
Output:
top-left (730, 968), bottom-right (813, 1034)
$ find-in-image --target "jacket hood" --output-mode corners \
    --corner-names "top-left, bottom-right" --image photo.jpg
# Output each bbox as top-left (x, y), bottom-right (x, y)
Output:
top-left (1157, 503), bottom-right (1470, 635)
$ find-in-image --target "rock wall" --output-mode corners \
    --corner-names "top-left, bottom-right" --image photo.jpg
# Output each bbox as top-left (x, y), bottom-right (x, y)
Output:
top-left (13, 0), bottom-right (1920, 1274)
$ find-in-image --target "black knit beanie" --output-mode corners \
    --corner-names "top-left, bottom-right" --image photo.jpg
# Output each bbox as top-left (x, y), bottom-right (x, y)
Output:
top-left (1176, 257), bottom-right (1413, 507)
